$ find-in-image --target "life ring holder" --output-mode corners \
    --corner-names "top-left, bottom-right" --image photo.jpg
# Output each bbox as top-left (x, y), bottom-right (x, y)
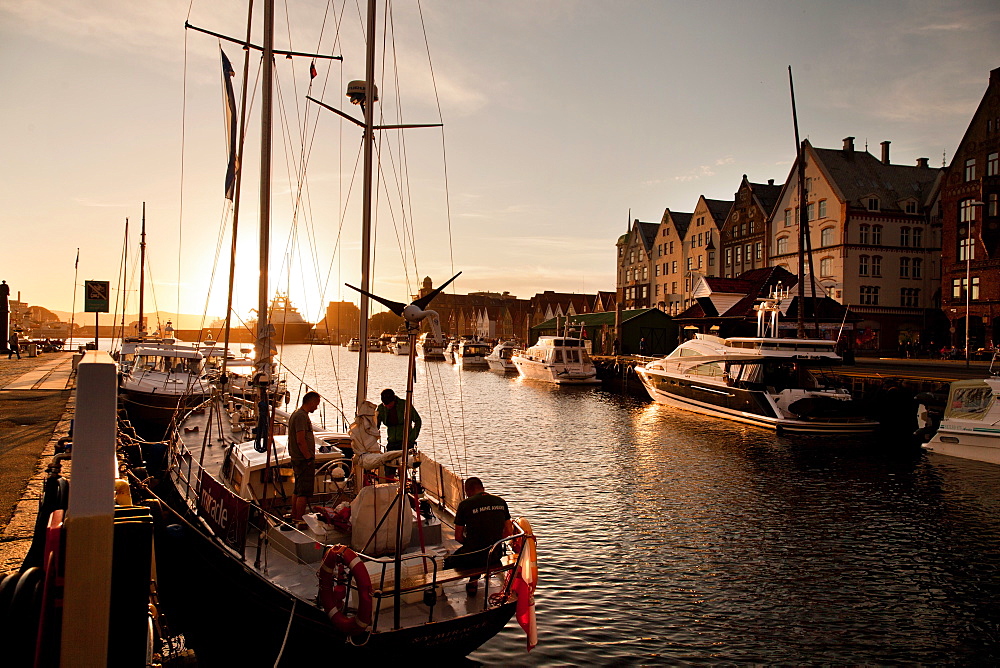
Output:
top-left (318, 544), bottom-right (373, 636)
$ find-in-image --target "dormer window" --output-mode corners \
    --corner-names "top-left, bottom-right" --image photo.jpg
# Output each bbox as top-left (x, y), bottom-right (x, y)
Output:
top-left (905, 200), bottom-right (917, 214)
top-left (866, 197), bottom-right (880, 212)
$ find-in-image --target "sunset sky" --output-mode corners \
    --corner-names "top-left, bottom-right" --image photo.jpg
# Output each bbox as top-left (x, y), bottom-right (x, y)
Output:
top-left (2, 0), bottom-right (998, 327)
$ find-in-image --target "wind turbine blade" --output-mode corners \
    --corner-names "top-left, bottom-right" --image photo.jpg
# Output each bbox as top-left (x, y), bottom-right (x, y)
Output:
top-left (345, 283), bottom-right (407, 316)
top-left (412, 272), bottom-right (462, 310)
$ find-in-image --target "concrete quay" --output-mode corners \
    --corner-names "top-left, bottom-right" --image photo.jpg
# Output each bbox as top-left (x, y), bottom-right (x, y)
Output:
top-left (0, 352), bottom-right (76, 573)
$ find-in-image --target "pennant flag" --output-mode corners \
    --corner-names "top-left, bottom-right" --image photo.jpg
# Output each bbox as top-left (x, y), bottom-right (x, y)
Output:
top-left (221, 48), bottom-right (239, 200)
top-left (74, 248), bottom-right (79, 269)
top-left (309, 60), bottom-right (317, 79)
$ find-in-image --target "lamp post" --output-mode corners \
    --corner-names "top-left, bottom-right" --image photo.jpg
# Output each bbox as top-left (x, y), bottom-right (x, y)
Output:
top-left (965, 200), bottom-right (985, 367)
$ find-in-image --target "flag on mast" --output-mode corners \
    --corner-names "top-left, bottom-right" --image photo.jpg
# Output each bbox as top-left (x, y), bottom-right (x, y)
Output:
top-left (309, 60), bottom-right (317, 79)
top-left (221, 48), bottom-right (239, 201)
top-left (74, 248), bottom-right (79, 269)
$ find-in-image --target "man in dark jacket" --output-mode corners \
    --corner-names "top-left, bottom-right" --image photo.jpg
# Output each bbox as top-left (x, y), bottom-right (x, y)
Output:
top-left (376, 388), bottom-right (421, 477)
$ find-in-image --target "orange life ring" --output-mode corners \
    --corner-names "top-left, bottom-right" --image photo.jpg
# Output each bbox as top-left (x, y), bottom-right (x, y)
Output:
top-left (318, 544), bottom-right (373, 636)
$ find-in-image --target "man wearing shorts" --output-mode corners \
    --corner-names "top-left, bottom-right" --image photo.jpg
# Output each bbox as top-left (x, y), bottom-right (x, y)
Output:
top-left (288, 391), bottom-right (321, 528)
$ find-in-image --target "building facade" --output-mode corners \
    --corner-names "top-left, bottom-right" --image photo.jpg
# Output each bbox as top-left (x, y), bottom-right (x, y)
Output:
top-left (720, 175), bottom-right (782, 279)
top-left (940, 66), bottom-right (1000, 351)
top-left (650, 208), bottom-right (692, 315)
top-left (616, 220), bottom-right (658, 310)
top-left (768, 137), bottom-right (943, 352)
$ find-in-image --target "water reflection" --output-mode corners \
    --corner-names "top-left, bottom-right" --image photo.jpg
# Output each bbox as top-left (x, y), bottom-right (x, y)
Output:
top-left (277, 345), bottom-right (1000, 665)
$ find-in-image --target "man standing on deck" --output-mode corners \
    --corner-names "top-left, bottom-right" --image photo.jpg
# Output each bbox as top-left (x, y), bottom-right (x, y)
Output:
top-left (376, 388), bottom-right (421, 478)
top-left (445, 477), bottom-right (514, 594)
top-left (287, 390), bottom-right (321, 529)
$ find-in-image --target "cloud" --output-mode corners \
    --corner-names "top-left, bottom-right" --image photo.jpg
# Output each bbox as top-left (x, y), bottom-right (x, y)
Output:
top-left (673, 157), bottom-right (735, 183)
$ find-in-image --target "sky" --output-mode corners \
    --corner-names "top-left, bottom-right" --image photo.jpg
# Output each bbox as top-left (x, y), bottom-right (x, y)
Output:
top-left (2, 0), bottom-right (999, 328)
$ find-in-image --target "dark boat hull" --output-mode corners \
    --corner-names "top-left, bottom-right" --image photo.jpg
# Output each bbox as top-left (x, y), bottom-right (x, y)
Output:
top-left (120, 389), bottom-right (207, 440)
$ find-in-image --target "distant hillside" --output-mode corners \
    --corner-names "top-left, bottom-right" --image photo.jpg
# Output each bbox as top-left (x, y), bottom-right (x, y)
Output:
top-left (46, 310), bottom-right (222, 330)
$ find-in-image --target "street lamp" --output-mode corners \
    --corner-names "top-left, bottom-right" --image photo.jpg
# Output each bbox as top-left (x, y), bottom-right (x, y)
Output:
top-left (965, 200), bottom-right (985, 367)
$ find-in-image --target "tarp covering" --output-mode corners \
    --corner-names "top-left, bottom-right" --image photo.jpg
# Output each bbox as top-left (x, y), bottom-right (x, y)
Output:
top-left (944, 379), bottom-right (996, 421)
top-left (350, 483), bottom-right (412, 556)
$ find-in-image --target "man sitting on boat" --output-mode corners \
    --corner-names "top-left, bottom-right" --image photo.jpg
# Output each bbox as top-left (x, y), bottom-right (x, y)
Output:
top-left (376, 388), bottom-right (421, 478)
top-left (445, 477), bottom-right (514, 594)
top-left (287, 390), bottom-right (321, 529)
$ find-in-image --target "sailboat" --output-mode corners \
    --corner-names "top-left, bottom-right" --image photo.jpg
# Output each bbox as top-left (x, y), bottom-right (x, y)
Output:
top-left (128, 1), bottom-right (537, 662)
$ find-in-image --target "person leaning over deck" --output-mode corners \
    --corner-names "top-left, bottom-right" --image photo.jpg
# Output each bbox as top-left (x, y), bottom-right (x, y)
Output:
top-left (376, 388), bottom-right (421, 477)
top-left (287, 390), bottom-right (321, 529)
top-left (445, 477), bottom-right (514, 594)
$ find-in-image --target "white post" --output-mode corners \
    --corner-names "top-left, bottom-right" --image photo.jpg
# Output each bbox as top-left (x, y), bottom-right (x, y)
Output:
top-left (60, 351), bottom-right (117, 667)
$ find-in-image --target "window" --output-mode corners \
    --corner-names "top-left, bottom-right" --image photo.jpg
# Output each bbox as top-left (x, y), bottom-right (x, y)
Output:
top-left (821, 227), bottom-right (834, 247)
top-left (900, 257), bottom-right (910, 278)
top-left (818, 200), bottom-right (827, 219)
top-left (706, 230), bottom-right (713, 245)
top-left (784, 209), bottom-right (792, 227)
top-left (698, 255), bottom-right (704, 269)
top-left (663, 262), bottom-right (668, 275)
top-left (669, 241), bottom-right (675, 254)
top-left (912, 258), bottom-right (922, 279)
top-left (777, 236), bottom-right (789, 255)
top-left (690, 237), bottom-right (696, 249)
top-left (735, 246), bottom-right (742, 264)
top-left (867, 197), bottom-right (880, 212)
top-left (860, 286), bottom-right (880, 305)
top-left (872, 225), bottom-right (882, 245)
top-left (859, 255), bottom-right (869, 276)
top-left (956, 277), bottom-right (981, 300)
top-left (655, 264), bottom-right (660, 277)
top-left (641, 286), bottom-right (648, 300)
top-left (807, 202), bottom-right (816, 220)
top-left (960, 236), bottom-right (974, 262)
top-left (671, 281), bottom-right (677, 294)
top-left (745, 244), bottom-right (752, 264)
top-left (755, 242), bottom-right (762, 261)
top-left (655, 284), bottom-right (660, 296)
top-left (709, 251), bottom-right (715, 267)
top-left (989, 152), bottom-right (999, 177)
top-left (630, 251), bottom-right (635, 263)
top-left (657, 244), bottom-right (662, 256)
top-left (684, 278), bottom-right (690, 292)
top-left (859, 224), bottom-right (870, 244)
top-left (965, 158), bottom-right (976, 182)
top-left (900, 227), bottom-right (910, 247)
top-left (672, 260), bottom-right (677, 274)
top-left (912, 227), bottom-right (923, 248)
top-left (725, 248), bottom-right (732, 266)
top-left (686, 257), bottom-right (693, 271)
top-left (698, 233), bottom-right (703, 247)
top-left (989, 193), bottom-right (999, 218)
top-left (820, 257), bottom-right (832, 276)
top-left (871, 256), bottom-right (882, 277)
top-left (749, 220), bottom-right (755, 234)
top-left (905, 201), bottom-right (917, 214)
top-left (642, 266), bottom-right (648, 280)
top-left (900, 288), bottom-right (920, 307)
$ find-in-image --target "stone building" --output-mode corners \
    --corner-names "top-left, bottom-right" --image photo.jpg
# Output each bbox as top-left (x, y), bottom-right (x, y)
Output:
top-left (940, 66), bottom-right (1000, 351)
top-left (720, 175), bottom-right (782, 279)
top-left (768, 137), bottom-right (943, 352)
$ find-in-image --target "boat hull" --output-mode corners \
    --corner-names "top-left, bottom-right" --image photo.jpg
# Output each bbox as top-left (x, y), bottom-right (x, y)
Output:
top-left (512, 357), bottom-right (600, 385)
top-left (636, 368), bottom-right (877, 435)
top-left (925, 428), bottom-right (1000, 465)
top-left (120, 388), bottom-right (207, 440)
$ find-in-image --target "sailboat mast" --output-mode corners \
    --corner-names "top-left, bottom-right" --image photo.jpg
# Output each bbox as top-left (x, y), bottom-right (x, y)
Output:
top-left (222, 6), bottom-right (256, 376)
top-left (138, 203), bottom-right (146, 337)
top-left (788, 66), bottom-right (807, 339)
top-left (355, 0), bottom-right (377, 410)
top-left (257, 0), bottom-right (274, 381)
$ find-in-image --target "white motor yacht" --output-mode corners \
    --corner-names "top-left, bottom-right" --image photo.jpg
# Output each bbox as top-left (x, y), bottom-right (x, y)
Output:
top-left (416, 332), bottom-right (446, 360)
top-left (485, 340), bottom-right (519, 373)
top-left (455, 338), bottom-right (491, 369)
top-left (635, 289), bottom-right (876, 435)
top-left (921, 377), bottom-right (1000, 465)
top-left (119, 344), bottom-right (211, 435)
top-left (511, 336), bottom-right (600, 385)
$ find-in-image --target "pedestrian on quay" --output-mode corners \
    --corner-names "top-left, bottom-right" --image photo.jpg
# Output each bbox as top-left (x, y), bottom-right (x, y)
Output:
top-left (377, 388), bottom-right (420, 478)
top-left (8, 331), bottom-right (20, 360)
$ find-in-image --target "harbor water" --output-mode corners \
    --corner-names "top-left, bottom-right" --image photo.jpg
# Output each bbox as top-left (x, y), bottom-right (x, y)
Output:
top-left (273, 345), bottom-right (1000, 665)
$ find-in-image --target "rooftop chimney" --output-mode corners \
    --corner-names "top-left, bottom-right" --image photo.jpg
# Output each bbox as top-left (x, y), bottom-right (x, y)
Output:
top-left (880, 140), bottom-right (891, 165)
top-left (843, 136), bottom-right (855, 153)
top-left (916, 157), bottom-right (929, 169)
top-left (768, 179), bottom-right (774, 186)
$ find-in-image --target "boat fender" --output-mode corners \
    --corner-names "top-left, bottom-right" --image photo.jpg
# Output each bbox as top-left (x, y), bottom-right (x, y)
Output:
top-left (318, 544), bottom-right (373, 636)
